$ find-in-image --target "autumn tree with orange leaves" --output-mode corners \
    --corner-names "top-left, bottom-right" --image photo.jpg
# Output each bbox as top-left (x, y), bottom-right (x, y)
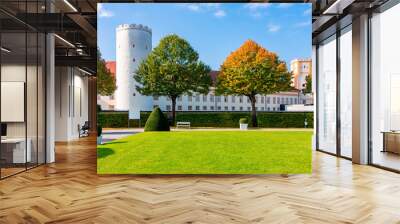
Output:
top-left (217, 40), bottom-right (292, 127)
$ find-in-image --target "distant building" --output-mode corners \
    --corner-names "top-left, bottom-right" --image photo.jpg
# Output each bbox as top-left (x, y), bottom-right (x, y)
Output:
top-left (290, 58), bottom-right (312, 90)
top-left (98, 67), bottom-right (311, 112)
top-left (97, 24), bottom-right (313, 113)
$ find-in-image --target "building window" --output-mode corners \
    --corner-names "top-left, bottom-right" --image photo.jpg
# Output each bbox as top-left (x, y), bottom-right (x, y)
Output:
top-left (290, 98), bottom-right (293, 104)
top-left (166, 105), bottom-right (171, 111)
top-left (188, 96), bottom-right (192, 102)
top-left (132, 44), bottom-right (135, 48)
top-left (196, 106), bottom-right (200, 111)
top-left (294, 98), bottom-right (297, 104)
top-left (153, 105), bottom-right (159, 108)
top-left (231, 96), bottom-right (235, 103)
top-left (267, 97), bottom-right (270, 103)
top-left (277, 97), bottom-right (280, 104)
top-left (240, 106), bottom-right (243, 111)
top-left (178, 105), bottom-right (182, 110)
top-left (196, 94), bottom-right (200, 102)
top-left (247, 98), bottom-right (250, 103)
top-left (210, 95), bottom-right (214, 102)
top-left (273, 107), bottom-right (275, 111)
top-left (177, 96), bottom-right (182, 102)
top-left (203, 106), bottom-right (207, 110)
top-left (256, 107), bottom-right (259, 111)
top-left (232, 106), bottom-right (235, 111)
top-left (133, 58), bottom-right (136, 62)
top-left (261, 107), bottom-right (264, 111)
top-left (285, 98), bottom-right (289, 104)
top-left (210, 106), bottom-right (214, 110)
top-left (261, 96), bottom-right (265, 103)
top-left (188, 106), bottom-right (192, 111)
top-left (217, 106), bottom-right (221, 111)
top-left (203, 95), bottom-right (207, 102)
top-left (224, 106), bottom-right (228, 110)
top-left (224, 96), bottom-right (228, 103)
top-left (267, 107), bottom-right (270, 111)
top-left (247, 107), bottom-right (251, 111)
top-left (216, 96), bottom-right (221, 102)
top-left (273, 97), bottom-right (276, 104)
top-left (239, 96), bottom-right (243, 103)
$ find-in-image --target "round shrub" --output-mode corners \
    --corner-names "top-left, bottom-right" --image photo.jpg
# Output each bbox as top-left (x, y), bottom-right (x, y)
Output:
top-left (239, 118), bottom-right (248, 124)
top-left (144, 107), bottom-right (170, 131)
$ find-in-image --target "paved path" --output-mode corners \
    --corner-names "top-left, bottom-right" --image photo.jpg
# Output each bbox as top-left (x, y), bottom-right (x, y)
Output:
top-left (102, 128), bottom-right (144, 143)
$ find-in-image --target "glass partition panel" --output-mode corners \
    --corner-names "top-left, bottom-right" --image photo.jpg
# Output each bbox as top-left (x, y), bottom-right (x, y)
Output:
top-left (38, 32), bottom-right (45, 165)
top-left (1, 31), bottom-right (27, 177)
top-left (27, 31), bottom-right (38, 169)
top-left (371, 3), bottom-right (400, 171)
top-left (339, 26), bottom-right (352, 158)
top-left (317, 35), bottom-right (337, 154)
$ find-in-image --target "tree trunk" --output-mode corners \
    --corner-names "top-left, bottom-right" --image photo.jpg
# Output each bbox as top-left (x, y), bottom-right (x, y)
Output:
top-left (250, 95), bottom-right (258, 127)
top-left (171, 97), bottom-right (177, 126)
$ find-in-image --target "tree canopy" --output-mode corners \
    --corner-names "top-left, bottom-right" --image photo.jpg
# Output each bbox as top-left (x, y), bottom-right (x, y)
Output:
top-left (97, 49), bottom-right (116, 96)
top-left (304, 75), bottom-right (312, 94)
top-left (217, 40), bottom-right (292, 127)
top-left (135, 34), bottom-right (212, 124)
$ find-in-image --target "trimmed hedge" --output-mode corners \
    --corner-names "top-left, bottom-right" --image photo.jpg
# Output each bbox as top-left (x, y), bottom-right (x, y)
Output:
top-left (144, 107), bottom-right (170, 131)
top-left (98, 111), bottom-right (313, 128)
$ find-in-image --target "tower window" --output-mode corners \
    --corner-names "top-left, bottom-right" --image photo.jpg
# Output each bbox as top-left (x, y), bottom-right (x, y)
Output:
top-left (132, 44), bottom-right (135, 48)
top-left (133, 58), bottom-right (136, 62)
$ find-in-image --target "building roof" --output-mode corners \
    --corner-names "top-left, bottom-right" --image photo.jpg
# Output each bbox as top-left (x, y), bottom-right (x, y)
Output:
top-left (209, 71), bottom-right (219, 85)
top-left (105, 61), bottom-right (116, 78)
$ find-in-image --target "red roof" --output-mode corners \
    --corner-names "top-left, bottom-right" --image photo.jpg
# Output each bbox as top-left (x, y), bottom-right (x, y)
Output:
top-left (105, 61), bottom-right (116, 78)
top-left (210, 71), bottom-right (219, 85)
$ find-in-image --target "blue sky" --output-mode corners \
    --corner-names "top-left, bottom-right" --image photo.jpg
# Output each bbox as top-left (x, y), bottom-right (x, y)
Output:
top-left (98, 3), bottom-right (311, 70)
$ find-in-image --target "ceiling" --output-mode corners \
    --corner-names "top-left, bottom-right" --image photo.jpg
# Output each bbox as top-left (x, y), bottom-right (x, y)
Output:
top-left (0, 0), bottom-right (392, 74)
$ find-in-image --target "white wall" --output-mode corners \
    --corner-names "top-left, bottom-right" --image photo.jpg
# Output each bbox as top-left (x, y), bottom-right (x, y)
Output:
top-left (55, 67), bottom-right (89, 141)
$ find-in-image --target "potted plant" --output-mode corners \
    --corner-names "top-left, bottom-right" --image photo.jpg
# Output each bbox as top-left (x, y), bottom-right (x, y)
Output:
top-left (239, 118), bottom-right (248, 130)
top-left (97, 125), bottom-right (103, 145)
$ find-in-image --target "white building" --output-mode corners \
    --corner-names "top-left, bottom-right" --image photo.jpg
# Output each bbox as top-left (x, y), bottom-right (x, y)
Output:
top-left (115, 24), bottom-right (153, 119)
top-left (99, 23), bottom-right (312, 113)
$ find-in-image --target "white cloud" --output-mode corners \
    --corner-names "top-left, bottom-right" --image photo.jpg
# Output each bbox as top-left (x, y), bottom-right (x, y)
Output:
top-left (303, 8), bottom-right (312, 15)
top-left (267, 23), bottom-right (280, 33)
top-left (205, 3), bottom-right (221, 8)
top-left (180, 3), bottom-right (226, 18)
top-left (295, 21), bottom-right (311, 27)
top-left (214, 10), bottom-right (226, 18)
top-left (187, 4), bottom-right (200, 12)
top-left (244, 3), bottom-right (270, 10)
top-left (98, 4), bottom-right (114, 18)
top-left (277, 3), bottom-right (293, 8)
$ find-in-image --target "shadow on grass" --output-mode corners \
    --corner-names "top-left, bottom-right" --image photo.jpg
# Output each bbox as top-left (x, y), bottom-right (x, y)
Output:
top-left (97, 148), bottom-right (115, 159)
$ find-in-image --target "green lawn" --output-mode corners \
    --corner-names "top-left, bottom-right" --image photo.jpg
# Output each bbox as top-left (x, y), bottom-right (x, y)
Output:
top-left (97, 131), bottom-right (312, 174)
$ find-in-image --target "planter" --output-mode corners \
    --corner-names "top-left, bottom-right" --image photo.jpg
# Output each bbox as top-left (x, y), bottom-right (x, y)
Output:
top-left (240, 123), bottom-right (248, 130)
top-left (97, 136), bottom-right (102, 145)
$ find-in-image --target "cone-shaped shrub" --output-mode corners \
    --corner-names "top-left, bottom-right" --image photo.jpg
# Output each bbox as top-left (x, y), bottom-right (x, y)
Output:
top-left (144, 107), bottom-right (170, 132)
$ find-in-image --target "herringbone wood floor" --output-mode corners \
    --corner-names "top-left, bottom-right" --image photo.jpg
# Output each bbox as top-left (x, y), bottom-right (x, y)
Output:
top-left (1, 136), bottom-right (400, 224)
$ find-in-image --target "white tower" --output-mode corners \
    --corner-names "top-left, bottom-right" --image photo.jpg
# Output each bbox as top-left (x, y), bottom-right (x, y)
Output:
top-left (115, 24), bottom-right (153, 119)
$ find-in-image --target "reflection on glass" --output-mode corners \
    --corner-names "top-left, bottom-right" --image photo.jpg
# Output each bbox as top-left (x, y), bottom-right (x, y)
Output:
top-left (371, 4), bottom-right (400, 171)
top-left (340, 26), bottom-right (352, 158)
top-left (317, 35), bottom-right (337, 154)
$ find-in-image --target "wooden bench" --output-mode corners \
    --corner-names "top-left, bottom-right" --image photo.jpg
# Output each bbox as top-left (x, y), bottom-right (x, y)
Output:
top-left (176, 122), bottom-right (191, 129)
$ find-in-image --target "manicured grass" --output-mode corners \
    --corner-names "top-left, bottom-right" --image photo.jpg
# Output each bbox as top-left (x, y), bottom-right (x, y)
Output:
top-left (97, 131), bottom-right (312, 174)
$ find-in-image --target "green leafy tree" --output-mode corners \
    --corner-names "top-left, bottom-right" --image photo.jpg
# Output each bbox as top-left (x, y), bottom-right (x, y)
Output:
top-left (217, 40), bottom-right (292, 127)
top-left (135, 34), bottom-right (212, 124)
top-left (303, 75), bottom-right (312, 94)
top-left (97, 49), bottom-right (116, 96)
